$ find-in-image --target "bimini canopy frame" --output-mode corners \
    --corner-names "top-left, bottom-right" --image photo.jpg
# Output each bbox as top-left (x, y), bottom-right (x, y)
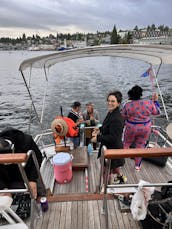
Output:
top-left (19, 44), bottom-right (172, 72)
top-left (19, 44), bottom-right (172, 128)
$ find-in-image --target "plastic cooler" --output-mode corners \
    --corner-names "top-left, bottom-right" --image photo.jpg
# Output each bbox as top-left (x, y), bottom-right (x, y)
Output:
top-left (53, 152), bottom-right (73, 184)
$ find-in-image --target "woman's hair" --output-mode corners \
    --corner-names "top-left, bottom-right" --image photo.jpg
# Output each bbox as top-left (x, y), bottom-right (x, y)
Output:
top-left (128, 85), bottom-right (143, 100)
top-left (107, 91), bottom-right (123, 103)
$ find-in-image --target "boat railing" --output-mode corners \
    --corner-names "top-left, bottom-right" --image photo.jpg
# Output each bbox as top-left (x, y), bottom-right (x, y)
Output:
top-left (33, 124), bottom-right (172, 149)
top-left (0, 150), bottom-right (46, 229)
top-left (99, 145), bottom-right (172, 228)
top-left (151, 125), bottom-right (172, 147)
top-left (33, 124), bottom-right (100, 149)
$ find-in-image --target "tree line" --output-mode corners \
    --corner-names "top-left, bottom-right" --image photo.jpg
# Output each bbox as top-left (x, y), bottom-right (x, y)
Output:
top-left (0, 24), bottom-right (170, 45)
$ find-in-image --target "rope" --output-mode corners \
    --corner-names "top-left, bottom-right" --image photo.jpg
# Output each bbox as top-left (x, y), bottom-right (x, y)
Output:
top-left (147, 197), bottom-right (172, 226)
top-left (147, 209), bottom-right (165, 226)
top-left (149, 197), bottom-right (172, 205)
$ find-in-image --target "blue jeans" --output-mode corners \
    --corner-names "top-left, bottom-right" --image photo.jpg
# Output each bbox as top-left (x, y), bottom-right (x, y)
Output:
top-left (70, 137), bottom-right (80, 147)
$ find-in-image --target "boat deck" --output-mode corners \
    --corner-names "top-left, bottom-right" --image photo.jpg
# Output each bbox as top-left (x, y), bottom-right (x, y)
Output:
top-left (34, 147), bottom-right (172, 229)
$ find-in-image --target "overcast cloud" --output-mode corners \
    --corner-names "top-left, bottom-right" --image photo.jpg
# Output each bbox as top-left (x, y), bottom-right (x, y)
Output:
top-left (0, 0), bottom-right (172, 37)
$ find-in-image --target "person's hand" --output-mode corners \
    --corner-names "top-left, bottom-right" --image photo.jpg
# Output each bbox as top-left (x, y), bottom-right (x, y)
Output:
top-left (29, 181), bottom-right (37, 199)
top-left (152, 93), bottom-right (158, 101)
top-left (77, 118), bottom-right (84, 125)
top-left (92, 128), bottom-right (100, 136)
top-left (91, 136), bottom-right (97, 143)
top-left (91, 128), bottom-right (100, 143)
top-left (85, 120), bottom-right (90, 125)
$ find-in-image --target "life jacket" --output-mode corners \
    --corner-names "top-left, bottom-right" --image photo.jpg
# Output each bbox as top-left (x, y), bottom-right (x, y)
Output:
top-left (55, 116), bottom-right (79, 138)
top-left (53, 133), bottom-right (64, 145)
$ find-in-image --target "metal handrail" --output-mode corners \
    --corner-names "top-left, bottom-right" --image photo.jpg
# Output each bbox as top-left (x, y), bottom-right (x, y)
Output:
top-left (100, 145), bottom-right (172, 229)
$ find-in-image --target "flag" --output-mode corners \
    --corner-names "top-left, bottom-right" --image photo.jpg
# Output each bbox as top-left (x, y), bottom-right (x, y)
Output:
top-left (141, 67), bottom-right (156, 80)
top-left (140, 67), bottom-right (151, 77)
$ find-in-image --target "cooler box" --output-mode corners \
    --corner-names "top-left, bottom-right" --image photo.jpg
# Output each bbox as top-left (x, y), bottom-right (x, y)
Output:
top-left (53, 153), bottom-right (73, 184)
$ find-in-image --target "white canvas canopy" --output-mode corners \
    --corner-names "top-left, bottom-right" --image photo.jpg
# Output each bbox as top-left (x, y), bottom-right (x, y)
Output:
top-left (19, 44), bottom-right (172, 127)
top-left (19, 44), bottom-right (172, 72)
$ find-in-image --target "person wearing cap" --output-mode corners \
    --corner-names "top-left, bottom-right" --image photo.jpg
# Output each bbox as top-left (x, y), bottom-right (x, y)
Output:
top-left (83, 102), bottom-right (100, 149)
top-left (68, 101), bottom-right (83, 147)
top-left (0, 127), bottom-right (43, 199)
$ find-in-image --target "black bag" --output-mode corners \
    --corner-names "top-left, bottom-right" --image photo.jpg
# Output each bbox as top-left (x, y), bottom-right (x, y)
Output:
top-left (140, 182), bottom-right (172, 228)
top-left (161, 181), bottom-right (172, 198)
top-left (12, 193), bottom-right (31, 219)
top-left (143, 156), bottom-right (168, 167)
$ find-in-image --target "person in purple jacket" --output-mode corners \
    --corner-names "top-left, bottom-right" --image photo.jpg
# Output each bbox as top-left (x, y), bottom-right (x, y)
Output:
top-left (121, 85), bottom-right (160, 171)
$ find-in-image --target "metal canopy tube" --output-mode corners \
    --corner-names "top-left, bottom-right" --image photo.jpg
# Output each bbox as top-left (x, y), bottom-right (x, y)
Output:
top-left (19, 45), bottom-right (172, 72)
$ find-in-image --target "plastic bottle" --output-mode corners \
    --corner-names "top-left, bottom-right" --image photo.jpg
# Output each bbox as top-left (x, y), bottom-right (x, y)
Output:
top-left (87, 143), bottom-right (93, 155)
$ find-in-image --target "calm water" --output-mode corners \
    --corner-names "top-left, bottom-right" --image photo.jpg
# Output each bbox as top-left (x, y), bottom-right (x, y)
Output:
top-left (0, 50), bottom-right (172, 135)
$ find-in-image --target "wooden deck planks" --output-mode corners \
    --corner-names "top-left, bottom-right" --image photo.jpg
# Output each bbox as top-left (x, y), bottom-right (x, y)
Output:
top-left (65, 202), bottom-right (72, 229)
top-left (35, 200), bottom-right (141, 229)
top-left (82, 200), bottom-right (88, 229)
top-left (59, 202), bottom-right (67, 229)
top-left (108, 200), bottom-right (118, 229)
top-left (97, 200), bottom-right (106, 229)
top-left (77, 201), bottom-right (83, 229)
top-left (92, 200), bottom-right (101, 229)
top-left (88, 201), bottom-right (95, 229)
top-left (113, 200), bottom-right (126, 229)
top-left (71, 201), bottom-right (78, 229)
top-left (35, 147), bottom-right (172, 229)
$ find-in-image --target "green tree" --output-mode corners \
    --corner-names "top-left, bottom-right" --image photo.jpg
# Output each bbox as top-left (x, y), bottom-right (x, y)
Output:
top-left (134, 25), bottom-right (139, 31)
top-left (22, 33), bottom-right (26, 41)
top-left (36, 34), bottom-right (40, 40)
top-left (164, 26), bottom-right (169, 32)
top-left (67, 33), bottom-right (71, 40)
top-left (147, 26), bottom-right (151, 31)
top-left (158, 25), bottom-right (164, 31)
top-left (110, 25), bottom-right (118, 44)
top-left (150, 24), bottom-right (156, 31)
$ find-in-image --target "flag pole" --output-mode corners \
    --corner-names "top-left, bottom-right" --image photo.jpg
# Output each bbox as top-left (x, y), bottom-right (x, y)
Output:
top-left (151, 65), bottom-right (169, 121)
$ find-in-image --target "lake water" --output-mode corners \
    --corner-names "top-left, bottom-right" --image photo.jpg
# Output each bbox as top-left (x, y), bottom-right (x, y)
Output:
top-left (0, 50), bottom-right (172, 135)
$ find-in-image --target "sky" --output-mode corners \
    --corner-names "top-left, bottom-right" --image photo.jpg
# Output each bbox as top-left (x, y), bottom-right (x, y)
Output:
top-left (0, 0), bottom-right (172, 38)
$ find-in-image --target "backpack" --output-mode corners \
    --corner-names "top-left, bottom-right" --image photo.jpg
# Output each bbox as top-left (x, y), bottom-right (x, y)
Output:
top-left (140, 182), bottom-right (172, 228)
top-left (12, 193), bottom-right (31, 219)
top-left (161, 181), bottom-right (172, 198)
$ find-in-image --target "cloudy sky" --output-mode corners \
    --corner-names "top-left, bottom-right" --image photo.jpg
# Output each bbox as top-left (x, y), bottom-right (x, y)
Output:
top-left (0, 0), bottom-right (172, 38)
